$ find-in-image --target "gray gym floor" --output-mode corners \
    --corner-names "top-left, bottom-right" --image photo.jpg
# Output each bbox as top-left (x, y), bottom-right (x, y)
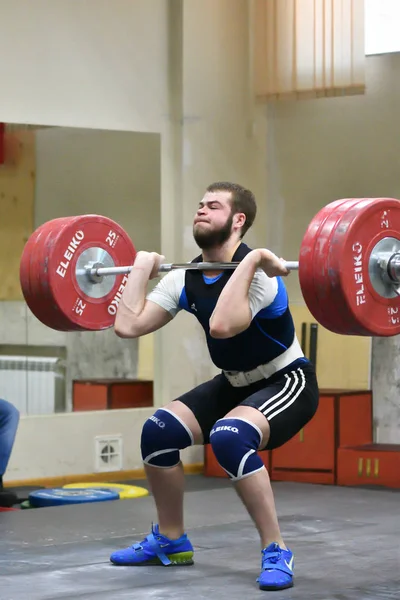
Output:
top-left (0, 476), bottom-right (399, 599)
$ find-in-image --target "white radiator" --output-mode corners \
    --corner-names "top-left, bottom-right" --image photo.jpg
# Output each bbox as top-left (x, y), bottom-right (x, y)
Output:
top-left (0, 356), bottom-right (62, 415)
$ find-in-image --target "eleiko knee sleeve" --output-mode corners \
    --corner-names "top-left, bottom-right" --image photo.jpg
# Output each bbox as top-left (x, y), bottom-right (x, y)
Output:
top-left (141, 408), bottom-right (194, 468)
top-left (210, 417), bottom-right (265, 481)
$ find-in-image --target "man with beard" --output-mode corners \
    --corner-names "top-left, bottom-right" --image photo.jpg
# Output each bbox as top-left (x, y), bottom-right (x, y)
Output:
top-left (110, 182), bottom-right (319, 592)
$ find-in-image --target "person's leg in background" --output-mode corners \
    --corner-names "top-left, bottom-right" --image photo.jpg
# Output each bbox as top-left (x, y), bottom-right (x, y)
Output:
top-left (0, 399), bottom-right (20, 507)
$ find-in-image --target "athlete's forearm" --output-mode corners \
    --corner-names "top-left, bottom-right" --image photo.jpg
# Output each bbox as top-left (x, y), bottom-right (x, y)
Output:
top-left (115, 258), bottom-right (153, 328)
top-left (209, 250), bottom-right (261, 338)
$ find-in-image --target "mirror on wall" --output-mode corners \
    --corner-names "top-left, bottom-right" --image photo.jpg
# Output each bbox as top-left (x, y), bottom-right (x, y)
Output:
top-left (0, 125), bottom-right (161, 416)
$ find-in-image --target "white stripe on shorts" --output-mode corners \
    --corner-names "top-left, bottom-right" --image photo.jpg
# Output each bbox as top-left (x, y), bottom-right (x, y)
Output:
top-left (260, 368), bottom-right (306, 421)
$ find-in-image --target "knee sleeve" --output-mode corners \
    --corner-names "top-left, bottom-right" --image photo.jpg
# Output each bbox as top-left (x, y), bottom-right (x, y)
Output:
top-left (141, 408), bottom-right (194, 468)
top-left (210, 418), bottom-right (264, 481)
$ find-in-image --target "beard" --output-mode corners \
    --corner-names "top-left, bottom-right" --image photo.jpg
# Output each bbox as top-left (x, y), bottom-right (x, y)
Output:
top-left (193, 213), bottom-right (234, 250)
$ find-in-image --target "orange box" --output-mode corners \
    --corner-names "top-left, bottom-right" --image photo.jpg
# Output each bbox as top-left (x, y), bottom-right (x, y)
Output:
top-left (204, 443), bottom-right (270, 478)
top-left (337, 444), bottom-right (400, 489)
top-left (337, 390), bottom-right (373, 447)
top-left (73, 379), bottom-right (153, 411)
top-left (270, 389), bottom-right (372, 485)
top-left (271, 394), bottom-right (336, 484)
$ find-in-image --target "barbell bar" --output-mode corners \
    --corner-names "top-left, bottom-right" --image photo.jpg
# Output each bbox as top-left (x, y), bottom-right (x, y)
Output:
top-left (80, 253), bottom-right (400, 283)
top-left (19, 196), bottom-right (400, 336)
top-left (77, 260), bottom-right (301, 281)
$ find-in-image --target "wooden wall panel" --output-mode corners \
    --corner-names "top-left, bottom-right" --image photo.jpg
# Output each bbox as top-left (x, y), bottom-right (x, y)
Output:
top-left (291, 305), bottom-right (371, 390)
top-left (0, 130), bottom-right (35, 300)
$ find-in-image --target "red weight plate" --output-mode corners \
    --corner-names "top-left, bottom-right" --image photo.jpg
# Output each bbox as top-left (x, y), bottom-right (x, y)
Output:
top-left (20, 218), bottom-right (83, 331)
top-left (328, 197), bottom-right (400, 336)
top-left (299, 198), bottom-right (351, 330)
top-left (319, 198), bottom-right (375, 336)
top-left (311, 198), bottom-right (368, 335)
top-left (31, 220), bottom-right (75, 330)
top-left (29, 220), bottom-right (69, 330)
top-left (20, 220), bottom-right (69, 329)
top-left (31, 219), bottom-right (86, 331)
top-left (41, 215), bottom-right (136, 330)
top-left (20, 223), bottom-right (45, 309)
top-left (299, 198), bottom-right (360, 334)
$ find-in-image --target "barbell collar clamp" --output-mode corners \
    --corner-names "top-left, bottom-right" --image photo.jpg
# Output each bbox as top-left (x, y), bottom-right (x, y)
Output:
top-left (387, 252), bottom-right (400, 284)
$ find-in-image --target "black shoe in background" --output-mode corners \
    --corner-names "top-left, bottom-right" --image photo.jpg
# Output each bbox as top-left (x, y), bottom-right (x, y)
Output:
top-left (0, 490), bottom-right (18, 507)
top-left (0, 476), bottom-right (19, 507)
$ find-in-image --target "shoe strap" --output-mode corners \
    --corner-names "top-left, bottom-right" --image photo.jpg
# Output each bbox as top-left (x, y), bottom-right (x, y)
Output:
top-left (267, 562), bottom-right (293, 576)
top-left (146, 533), bottom-right (172, 566)
top-left (262, 551), bottom-right (293, 576)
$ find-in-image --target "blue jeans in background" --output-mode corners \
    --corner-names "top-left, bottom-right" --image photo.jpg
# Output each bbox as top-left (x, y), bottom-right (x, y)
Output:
top-left (0, 399), bottom-right (20, 480)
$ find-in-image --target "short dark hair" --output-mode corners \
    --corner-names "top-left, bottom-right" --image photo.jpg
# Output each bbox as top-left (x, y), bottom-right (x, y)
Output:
top-left (206, 181), bottom-right (257, 238)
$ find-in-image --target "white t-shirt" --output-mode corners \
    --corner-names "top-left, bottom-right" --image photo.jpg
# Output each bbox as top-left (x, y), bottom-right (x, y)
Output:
top-left (146, 269), bottom-right (278, 318)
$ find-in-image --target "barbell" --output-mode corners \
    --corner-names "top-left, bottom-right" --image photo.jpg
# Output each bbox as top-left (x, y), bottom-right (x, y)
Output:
top-left (19, 196), bottom-right (400, 336)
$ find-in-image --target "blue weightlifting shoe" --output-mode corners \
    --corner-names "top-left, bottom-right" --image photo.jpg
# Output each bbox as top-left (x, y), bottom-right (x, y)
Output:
top-left (257, 542), bottom-right (294, 591)
top-left (110, 523), bottom-right (194, 566)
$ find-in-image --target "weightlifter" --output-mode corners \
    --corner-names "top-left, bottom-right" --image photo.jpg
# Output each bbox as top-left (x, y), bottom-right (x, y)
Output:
top-left (110, 181), bottom-right (320, 591)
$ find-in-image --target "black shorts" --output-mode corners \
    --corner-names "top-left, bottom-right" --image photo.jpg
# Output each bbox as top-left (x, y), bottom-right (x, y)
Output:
top-left (174, 358), bottom-right (319, 450)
